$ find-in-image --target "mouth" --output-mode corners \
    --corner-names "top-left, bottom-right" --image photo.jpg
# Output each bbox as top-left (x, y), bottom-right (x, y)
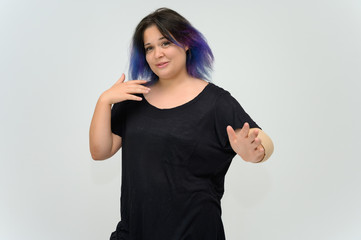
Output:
top-left (156, 62), bottom-right (169, 68)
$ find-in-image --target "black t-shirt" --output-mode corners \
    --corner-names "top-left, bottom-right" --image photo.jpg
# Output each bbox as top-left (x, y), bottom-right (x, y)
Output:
top-left (110, 82), bottom-right (260, 240)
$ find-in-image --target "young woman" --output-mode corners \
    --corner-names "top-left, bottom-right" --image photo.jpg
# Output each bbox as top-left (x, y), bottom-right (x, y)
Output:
top-left (89, 7), bottom-right (274, 240)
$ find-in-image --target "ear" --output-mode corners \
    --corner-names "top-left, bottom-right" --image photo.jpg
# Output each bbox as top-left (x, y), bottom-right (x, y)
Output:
top-left (184, 45), bottom-right (189, 51)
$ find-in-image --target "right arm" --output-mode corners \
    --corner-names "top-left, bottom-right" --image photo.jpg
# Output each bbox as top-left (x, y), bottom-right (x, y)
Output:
top-left (89, 96), bottom-right (122, 160)
top-left (89, 74), bottom-right (150, 160)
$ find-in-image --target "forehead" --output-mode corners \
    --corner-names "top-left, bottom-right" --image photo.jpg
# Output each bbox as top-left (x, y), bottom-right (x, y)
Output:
top-left (143, 25), bottom-right (164, 45)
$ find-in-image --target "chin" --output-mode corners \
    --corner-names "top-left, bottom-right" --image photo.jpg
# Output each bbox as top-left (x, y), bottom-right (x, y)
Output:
top-left (153, 71), bottom-right (173, 80)
top-left (151, 66), bottom-right (184, 81)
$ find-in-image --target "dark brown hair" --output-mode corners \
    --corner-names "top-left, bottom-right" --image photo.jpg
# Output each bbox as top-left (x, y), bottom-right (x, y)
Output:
top-left (129, 8), bottom-right (214, 82)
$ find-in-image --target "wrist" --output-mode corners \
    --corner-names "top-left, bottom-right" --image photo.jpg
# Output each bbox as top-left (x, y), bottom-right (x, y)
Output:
top-left (98, 91), bottom-right (112, 106)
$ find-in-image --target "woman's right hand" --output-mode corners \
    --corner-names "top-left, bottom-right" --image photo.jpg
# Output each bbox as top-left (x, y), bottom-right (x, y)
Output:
top-left (100, 74), bottom-right (150, 105)
top-left (89, 74), bottom-right (150, 160)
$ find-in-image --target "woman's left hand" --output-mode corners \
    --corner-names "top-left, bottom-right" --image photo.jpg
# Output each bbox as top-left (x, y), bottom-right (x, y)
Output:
top-left (226, 122), bottom-right (265, 163)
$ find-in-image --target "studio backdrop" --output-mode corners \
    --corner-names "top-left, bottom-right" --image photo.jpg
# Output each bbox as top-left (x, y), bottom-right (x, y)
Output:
top-left (1, 0), bottom-right (360, 239)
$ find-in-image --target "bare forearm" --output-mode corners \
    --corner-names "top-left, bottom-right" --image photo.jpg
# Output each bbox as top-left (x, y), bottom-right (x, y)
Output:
top-left (89, 94), bottom-right (113, 160)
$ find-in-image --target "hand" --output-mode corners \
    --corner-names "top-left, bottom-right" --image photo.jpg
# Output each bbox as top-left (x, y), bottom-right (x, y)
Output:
top-left (226, 122), bottom-right (265, 163)
top-left (100, 74), bottom-right (151, 105)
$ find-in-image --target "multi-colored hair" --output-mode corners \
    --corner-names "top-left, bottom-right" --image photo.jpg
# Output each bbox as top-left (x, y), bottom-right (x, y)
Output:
top-left (129, 8), bottom-right (214, 82)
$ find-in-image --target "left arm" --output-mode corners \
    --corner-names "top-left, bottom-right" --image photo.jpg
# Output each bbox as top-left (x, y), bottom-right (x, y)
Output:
top-left (226, 122), bottom-right (274, 163)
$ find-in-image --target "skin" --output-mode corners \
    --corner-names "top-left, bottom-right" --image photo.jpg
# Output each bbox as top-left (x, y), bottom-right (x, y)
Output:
top-left (142, 25), bottom-right (208, 109)
top-left (227, 123), bottom-right (267, 163)
top-left (89, 74), bottom-right (149, 160)
top-left (144, 25), bottom-right (189, 83)
top-left (89, 24), bottom-right (274, 163)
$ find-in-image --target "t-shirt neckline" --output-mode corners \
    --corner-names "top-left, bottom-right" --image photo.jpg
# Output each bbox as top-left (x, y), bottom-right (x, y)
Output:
top-left (142, 82), bottom-right (212, 112)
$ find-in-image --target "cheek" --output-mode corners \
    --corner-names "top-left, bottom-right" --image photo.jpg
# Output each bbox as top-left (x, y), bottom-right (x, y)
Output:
top-left (145, 54), bottom-right (150, 64)
top-left (178, 51), bottom-right (187, 64)
top-left (178, 49), bottom-right (187, 60)
top-left (170, 49), bottom-right (184, 62)
top-left (145, 55), bottom-right (154, 69)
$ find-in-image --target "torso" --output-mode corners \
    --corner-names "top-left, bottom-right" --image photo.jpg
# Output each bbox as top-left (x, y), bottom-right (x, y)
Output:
top-left (110, 82), bottom-right (260, 239)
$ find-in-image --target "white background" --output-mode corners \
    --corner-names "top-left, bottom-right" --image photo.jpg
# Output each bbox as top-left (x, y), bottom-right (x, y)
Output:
top-left (1, 0), bottom-right (360, 239)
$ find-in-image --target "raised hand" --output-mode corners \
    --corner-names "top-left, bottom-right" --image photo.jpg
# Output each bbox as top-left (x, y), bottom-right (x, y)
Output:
top-left (226, 122), bottom-right (265, 163)
top-left (100, 74), bottom-right (151, 105)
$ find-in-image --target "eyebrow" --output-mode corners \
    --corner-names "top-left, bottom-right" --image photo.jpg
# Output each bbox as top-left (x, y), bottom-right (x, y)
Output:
top-left (144, 37), bottom-right (166, 47)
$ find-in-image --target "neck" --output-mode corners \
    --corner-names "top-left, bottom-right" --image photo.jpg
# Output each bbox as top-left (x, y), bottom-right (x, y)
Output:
top-left (156, 70), bottom-right (192, 91)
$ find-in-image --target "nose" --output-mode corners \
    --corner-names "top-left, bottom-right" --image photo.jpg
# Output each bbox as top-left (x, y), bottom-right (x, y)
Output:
top-left (154, 46), bottom-right (164, 58)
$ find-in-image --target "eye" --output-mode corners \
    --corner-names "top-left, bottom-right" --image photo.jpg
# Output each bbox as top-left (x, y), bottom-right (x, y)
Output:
top-left (161, 41), bottom-right (171, 47)
top-left (145, 46), bottom-right (153, 53)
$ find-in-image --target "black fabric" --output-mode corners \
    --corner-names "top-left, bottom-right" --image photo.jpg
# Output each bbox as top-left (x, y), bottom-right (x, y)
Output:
top-left (110, 82), bottom-right (260, 240)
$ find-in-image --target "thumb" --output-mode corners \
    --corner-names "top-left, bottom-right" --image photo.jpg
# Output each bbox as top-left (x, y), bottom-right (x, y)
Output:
top-left (226, 125), bottom-right (237, 142)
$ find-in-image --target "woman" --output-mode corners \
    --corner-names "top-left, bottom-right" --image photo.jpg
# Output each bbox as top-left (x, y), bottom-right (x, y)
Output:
top-left (89, 7), bottom-right (274, 240)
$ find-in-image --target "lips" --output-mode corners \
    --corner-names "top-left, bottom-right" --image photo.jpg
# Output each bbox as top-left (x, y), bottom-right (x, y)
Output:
top-left (156, 62), bottom-right (169, 68)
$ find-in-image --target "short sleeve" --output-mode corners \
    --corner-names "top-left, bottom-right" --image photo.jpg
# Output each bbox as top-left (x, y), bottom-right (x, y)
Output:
top-left (214, 91), bottom-right (261, 153)
top-left (111, 101), bottom-right (126, 137)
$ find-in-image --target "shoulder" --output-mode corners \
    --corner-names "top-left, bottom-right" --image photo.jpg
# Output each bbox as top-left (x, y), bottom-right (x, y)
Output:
top-left (111, 98), bottom-right (139, 113)
top-left (207, 83), bottom-right (238, 106)
top-left (205, 82), bottom-right (232, 99)
top-left (112, 99), bottom-right (129, 110)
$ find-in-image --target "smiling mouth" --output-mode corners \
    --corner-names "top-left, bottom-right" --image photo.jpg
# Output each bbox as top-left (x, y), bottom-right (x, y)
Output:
top-left (156, 62), bottom-right (169, 68)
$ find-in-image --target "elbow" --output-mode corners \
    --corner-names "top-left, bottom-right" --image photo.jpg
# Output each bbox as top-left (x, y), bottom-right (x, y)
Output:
top-left (91, 153), bottom-right (107, 161)
top-left (90, 146), bottom-right (111, 161)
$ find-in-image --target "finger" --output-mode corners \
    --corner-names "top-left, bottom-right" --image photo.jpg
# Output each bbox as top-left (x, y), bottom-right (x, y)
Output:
top-left (126, 85), bottom-right (151, 93)
top-left (255, 145), bottom-right (265, 161)
top-left (126, 94), bottom-right (143, 101)
top-left (251, 137), bottom-right (262, 149)
top-left (116, 73), bottom-right (126, 84)
top-left (126, 79), bottom-right (149, 85)
top-left (250, 128), bottom-right (259, 139)
top-left (248, 129), bottom-right (259, 143)
top-left (226, 125), bottom-right (237, 142)
top-left (239, 122), bottom-right (250, 138)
